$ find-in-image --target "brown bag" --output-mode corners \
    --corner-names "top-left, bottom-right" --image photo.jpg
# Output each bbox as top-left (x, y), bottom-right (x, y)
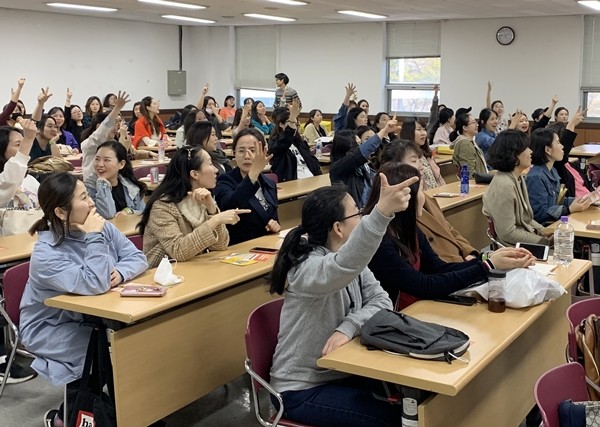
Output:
top-left (28, 155), bottom-right (74, 174)
top-left (576, 314), bottom-right (600, 400)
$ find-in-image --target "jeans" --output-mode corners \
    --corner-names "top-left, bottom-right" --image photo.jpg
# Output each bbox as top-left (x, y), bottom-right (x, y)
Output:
top-left (276, 377), bottom-right (403, 427)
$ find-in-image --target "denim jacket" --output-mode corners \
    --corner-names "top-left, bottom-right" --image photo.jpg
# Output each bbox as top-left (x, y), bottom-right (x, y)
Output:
top-left (475, 129), bottom-right (496, 159)
top-left (85, 174), bottom-right (146, 219)
top-left (525, 164), bottom-right (572, 224)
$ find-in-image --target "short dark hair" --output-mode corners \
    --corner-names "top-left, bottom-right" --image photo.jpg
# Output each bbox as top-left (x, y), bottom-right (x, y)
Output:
top-left (187, 121), bottom-right (214, 150)
top-left (373, 112), bottom-right (390, 131)
top-left (530, 128), bottom-right (558, 165)
top-left (399, 117), bottom-right (431, 157)
top-left (274, 73), bottom-right (289, 85)
top-left (232, 128), bottom-right (266, 152)
top-left (487, 129), bottom-right (530, 172)
top-left (224, 95), bottom-right (235, 106)
top-left (378, 140), bottom-right (422, 168)
top-left (103, 93), bottom-right (116, 108)
top-left (554, 106), bottom-right (569, 119)
top-left (0, 126), bottom-right (23, 173)
top-left (356, 126), bottom-right (377, 141)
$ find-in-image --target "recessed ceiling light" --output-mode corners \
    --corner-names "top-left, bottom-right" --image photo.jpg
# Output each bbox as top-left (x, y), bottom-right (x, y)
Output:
top-left (244, 13), bottom-right (296, 22)
top-left (337, 10), bottom-right (386, 19)
top-left (46, 2), bottom-right (117, 12)
top-left (139, 0), bottom-right (205, 9)
top-left (265, 0), bottom-right (308, 5)
top-left (578, 0), bottom-right (600, 11)
top-left (162, 14), bottom-right (215, 23)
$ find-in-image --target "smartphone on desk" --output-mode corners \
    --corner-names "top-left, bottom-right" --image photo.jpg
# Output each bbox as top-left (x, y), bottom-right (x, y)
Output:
top-left (515, 242), bottom-right (549, 261)
top-left (433, 192), bottom-right (460, 198)
top-left (249, 247), bottom-right (279, 254)
top-left (434, 295), bottom-right (477, 306)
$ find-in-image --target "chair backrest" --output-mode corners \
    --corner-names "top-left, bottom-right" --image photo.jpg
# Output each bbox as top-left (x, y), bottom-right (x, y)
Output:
top-left (133, 164), bottom-right (168, 179)
top-left (3, 261), bottom-right (30, 325)
top-left (535, 363), bottom-right (589, 427)
top-left (262, 172), bottom-right (279, 184)
top-left (566, 297), bottom-right (600, 361)
top-left (127, 234), bottom-right (143, 250)
top-left (244, 298), bottom-right (284, 391)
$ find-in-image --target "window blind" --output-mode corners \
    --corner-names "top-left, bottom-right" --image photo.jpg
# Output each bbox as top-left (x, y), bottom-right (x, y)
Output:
top-left (386, 21), bottom-right (441, 58)
top-left (235, 26), bottom-right (277, 89)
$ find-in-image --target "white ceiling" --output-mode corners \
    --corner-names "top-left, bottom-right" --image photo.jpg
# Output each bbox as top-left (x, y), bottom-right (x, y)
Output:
top-left (0, 0), bottom-right (597, 26)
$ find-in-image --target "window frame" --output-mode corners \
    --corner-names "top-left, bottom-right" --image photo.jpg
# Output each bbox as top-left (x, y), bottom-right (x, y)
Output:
top-left (236, 88), bottom-right (277, 111)
top-left (582, 88), bottom-right (600, 122)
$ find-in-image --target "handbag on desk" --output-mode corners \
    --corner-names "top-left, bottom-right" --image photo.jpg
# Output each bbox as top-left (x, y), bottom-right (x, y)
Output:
top-left (0, 207), bottom-right (44, 236)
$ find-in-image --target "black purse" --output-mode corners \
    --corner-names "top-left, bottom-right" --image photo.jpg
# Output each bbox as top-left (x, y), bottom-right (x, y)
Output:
top-left (68, 327), bottom-right (116, 427)
top-left (473, 172), bottom-right (494, 184)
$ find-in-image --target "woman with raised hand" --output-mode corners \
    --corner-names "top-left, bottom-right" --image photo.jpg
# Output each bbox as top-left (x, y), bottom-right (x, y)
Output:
top-left (430, 107), bottom-right (454, 145)
top-left (367, 162), bottom-right (535, 310)
top-left (80, 90), bottom-right (130, 179)
top-left (268, 100), bottom-right (322, 182)
top-left (139, 146), bottom-right (249, 268)
top-left (29, 115), bottom-right (61, 161)
top-left (400, 117), bottom-right (445, 190)
top-left (86, 140), bottom-right (146, 219)
top-left (330, 115), bottom-right (400, 208)
top-left (0, 77), bottom-right (26, 127)
top-left (133, 96), bottom-right (166, 148)
top-left (333, 83), bottom-right (357, 133)
top-left (268, 172), bottom-right (418, 427)
top-left (483, 129), bottom-right (552, 246)
top-left (214, 128), bottom-right (280, 245)
top-left (63, 88), bottom-right (85, 144)
top-left (19, 173), bottom-right (147, 427)
top-left (486, 81), bottom-right (508, 133)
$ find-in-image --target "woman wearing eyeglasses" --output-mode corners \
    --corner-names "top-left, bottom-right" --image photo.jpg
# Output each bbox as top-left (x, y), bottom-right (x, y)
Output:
top-left (451, 113), bottom-right (488, 175)
top-left (214, 129), bottom-right (280, 245)
top-left (367, 162), bottom-right (535, 310)
top-left (139, 146), bottom-right (249, 268)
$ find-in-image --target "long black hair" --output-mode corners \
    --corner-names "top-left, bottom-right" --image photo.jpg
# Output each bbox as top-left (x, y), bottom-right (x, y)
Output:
top-left (138, 145), bottom-right (207, 234)
top-left (427, 107), bottom-right (454, 143)
top-left (0, 126), bottom-right (22, 173)
top-left (330, 129), bottom-right (358, 163)
top-left (345, 107), bottom-right (366, 130)
top-left (399, 117), bottom-right (432, 158)
top-left (268, 185), bottom-right (348, 295)
top-left (187, 121), bottom-right (214, 150)
top-left (29, 172), bottom-right (79, 245)
top-left (80, 112), bottom-right (109, 141)
top-left (95, 140), bottom-right (146, 194)
top-left (364, 162), bottom-right (421, 264)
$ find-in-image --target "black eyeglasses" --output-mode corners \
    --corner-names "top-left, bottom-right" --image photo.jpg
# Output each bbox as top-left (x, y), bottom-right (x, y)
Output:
top-left (341, 209), bottom-right (363, 221)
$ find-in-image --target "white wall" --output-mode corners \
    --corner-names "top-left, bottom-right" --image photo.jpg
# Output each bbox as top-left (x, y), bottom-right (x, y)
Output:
top-left (441, 16), bottom-right (583, 117)
top-left (0, 8), bottom-right (195, 110)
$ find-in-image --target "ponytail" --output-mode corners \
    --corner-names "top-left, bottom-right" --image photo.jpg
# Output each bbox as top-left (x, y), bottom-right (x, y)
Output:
top-left (269, 226), bottom-right (314, 295)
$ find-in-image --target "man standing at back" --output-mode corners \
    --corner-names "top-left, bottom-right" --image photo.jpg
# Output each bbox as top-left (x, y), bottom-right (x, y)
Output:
top-left (274, 73), bottom-right (302, 110)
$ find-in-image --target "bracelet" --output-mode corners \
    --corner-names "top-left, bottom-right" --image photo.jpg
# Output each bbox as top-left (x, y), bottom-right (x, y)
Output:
top-left (123, 207), bottom-right (134, 215)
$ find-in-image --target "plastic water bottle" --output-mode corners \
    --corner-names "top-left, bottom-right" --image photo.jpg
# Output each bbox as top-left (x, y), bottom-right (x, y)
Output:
top-left (554, 216), bottom-right (574, 266)
top-left (158, 137), bottom-right (166, 163)
top-left (460, 164), bottom-right (469, 195)
top-left (315, 140), bottom-right (322, 159)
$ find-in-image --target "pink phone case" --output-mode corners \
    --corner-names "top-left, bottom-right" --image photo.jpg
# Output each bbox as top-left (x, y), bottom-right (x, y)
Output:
top-left (120, 284), bottom-right (167, 297)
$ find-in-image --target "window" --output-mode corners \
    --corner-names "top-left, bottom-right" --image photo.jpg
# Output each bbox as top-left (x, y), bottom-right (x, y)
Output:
top-left (582, 16), bottom-right (600, 120)
top-left (238, 88), bottom-right (276, 109)
top-left (386, 21), bottom-right (441, 114)
top-left (387, 57), bottom-right (440, 113)
top-left (584, 92), bottom-right (600, 119)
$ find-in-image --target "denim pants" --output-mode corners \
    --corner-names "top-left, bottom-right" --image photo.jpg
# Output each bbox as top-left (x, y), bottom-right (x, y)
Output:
top-left (276, 377), bottom-right (403, 427)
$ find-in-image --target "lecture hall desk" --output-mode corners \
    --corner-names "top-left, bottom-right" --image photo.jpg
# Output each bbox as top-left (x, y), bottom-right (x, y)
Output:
top-left (423, 180), bottom-right (489, 251)
top-left (318, 258), bottom-right (591, 427)
top-left (46, 234), bottom-right (281, 427)
top-left (547, 206), bottom-right (600, 239)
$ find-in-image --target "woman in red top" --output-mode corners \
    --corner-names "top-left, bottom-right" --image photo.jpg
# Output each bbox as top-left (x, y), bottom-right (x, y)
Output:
top-left (133, 96), bottom-right (166, 148)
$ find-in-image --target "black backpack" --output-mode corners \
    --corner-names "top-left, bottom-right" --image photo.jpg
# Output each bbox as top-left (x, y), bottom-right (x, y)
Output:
top-left (360, 309), bottom-right (470, 363)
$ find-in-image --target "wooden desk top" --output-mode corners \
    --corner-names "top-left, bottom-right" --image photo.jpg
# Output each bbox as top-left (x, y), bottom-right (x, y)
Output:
top-left (0, 214), bottom-right (141, 264)
top-left (277, 174), bottom-right (331, 201)
top-left (424, 181), bottom-right (487, 212)
top-left (131, 158), bottom-right (170, 169)
top-left (548, 206), bottom-right (600, 238)
top-left (46, 234), bottom-right (281, 324)
top-left (571, 144), bottom-right (600, 157)
top-left (318, 258), bottom-right (591, 396)
top-left (143, 145), bottom-right (178, 153)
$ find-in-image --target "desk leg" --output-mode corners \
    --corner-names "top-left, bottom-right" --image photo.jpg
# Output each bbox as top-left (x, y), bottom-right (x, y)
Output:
top-left (417, 293), bottom-right (570, 427)
top-left (109, 278), bottom-right (273, 427)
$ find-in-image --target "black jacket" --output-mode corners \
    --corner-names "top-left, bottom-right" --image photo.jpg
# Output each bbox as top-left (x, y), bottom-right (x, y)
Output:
top-left (268, 127), bottom-right (322, 182)
top-left (330, 147), bottom-right (373, 209)
top-left (214, 168), bottom-right (279, 245)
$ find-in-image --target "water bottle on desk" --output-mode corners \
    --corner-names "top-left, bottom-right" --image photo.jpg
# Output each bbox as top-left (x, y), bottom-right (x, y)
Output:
top-left (158, 136), bottom-right (166, 163)
top-left (460, 164), bottom-right (469, 195)
top-left (315, 139), bottom-right (323, 159)
top-left (554, 216), bottom-right (574, 266)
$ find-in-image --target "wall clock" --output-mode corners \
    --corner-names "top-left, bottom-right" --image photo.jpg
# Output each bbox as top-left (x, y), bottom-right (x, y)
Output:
top-left (496, 26), bottom-right (515, 46)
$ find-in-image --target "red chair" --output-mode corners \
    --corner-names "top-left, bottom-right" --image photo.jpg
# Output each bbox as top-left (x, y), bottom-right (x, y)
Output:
top-left (262, 172), bottom-right (279, 184)
top-left (534, 363), bottom-right (589, 427)
top-left (486, 216), bottom-right (504, 250)
top-left (128, 234), bottom-right (143, 251)
top-left (133, 164), bottom-right (167, 180)
top-left (0, 261), bottom-right (31, 398)
top-left (566, 298), bottom-right (600, 362)
top-left (244, 298), bottom-right (313, 427)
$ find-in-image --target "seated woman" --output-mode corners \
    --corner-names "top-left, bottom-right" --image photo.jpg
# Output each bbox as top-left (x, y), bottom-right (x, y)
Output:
top-left (29, 116), bottom-right (61, 161)
top-left (268, 101), bottom-right (321, 182)
top-left (330, 117), bottom-right (398, 209)
top-left (525, 128), bottom-right (591, 224)
top-left (380, 140), bottom-right (479, 262)
top-left (187, 120), bottom-right (232, 175)
top-left (48, 107), bottom-right (79, 153)
top-left (214, 129), bottom-right (280, 245)
top-left (554, 107), bottom-right (569, 124)
top-left (452, 113), bottom-right (488, 175)
top-left (475, 108), bottom-right (498, 159)
top-left (231, 104), bottom-right (252, 138)
top-left (429, 107), bottom-right (454, 146)
top-left (83, 96), bottom-right (102, 129)
top-left (85, 141), bottom-right (146, 219)
top-left (332, 83), bottom-right (357, 133)
top-left (483, 129), bottom-right (552, 246)
top-left (399, 117), bottom-right (445, 190)
top-left (250, 101), bottom-right (274, 136)
top-left (268, 174), bottom-right (418, 427)
top-left (486, 82), bottom-right (508, 133)
top-left (367, 162), bottom-right (535, 310)
top-left (64, 89), bottom-right (85, 144)
top-left (133, 96), bottom-right (166, 148)
top-left (19, 173), bottom-right (147, 426)
top-left (202, 96), bottom-right (230, 139)
top-left (174, 104), bottom-right (199, 148)
top-left (303, 109), bottom-right (328, 146)
top-left (219, 95), bottom-right (237, 121)
top-left (139, 146), bottom-right (249, 268)
top-left (103, 93), bottom-right (117, 112)
top-left (127, 101), bottom-right (141, 136)
top-left (344, 107), bottom-right (369, 131)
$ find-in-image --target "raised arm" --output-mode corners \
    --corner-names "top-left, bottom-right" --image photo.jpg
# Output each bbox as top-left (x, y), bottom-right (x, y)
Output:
top-left (485, 81), bottom-right (492, 109)
top-left (531, 95), bottom-right (558, 132)
top-left (0, 78), bottom-right (25, 126)
top-left (195, 83), bottom-right (209, 110)
top-left (32, 87), bottom-right (53, 122)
